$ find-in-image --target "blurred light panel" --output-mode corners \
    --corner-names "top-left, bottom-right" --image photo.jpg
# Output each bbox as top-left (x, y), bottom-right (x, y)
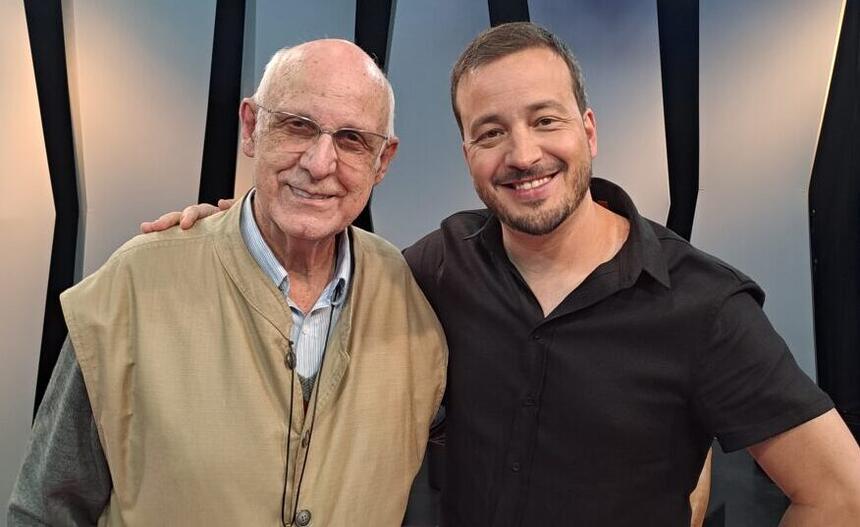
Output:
top-left (68, 0), bottom-right (217, 274)
top-left (0, 0), bottom-right (55, 510)
top-left (371, 0), bottom-right (490, 249)
top-left (697, 0), bottom-right (843, 377)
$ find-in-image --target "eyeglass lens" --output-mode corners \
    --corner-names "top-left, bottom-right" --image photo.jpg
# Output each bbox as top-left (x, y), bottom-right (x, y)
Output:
top-left (267, 111), bottom-right (385, 167)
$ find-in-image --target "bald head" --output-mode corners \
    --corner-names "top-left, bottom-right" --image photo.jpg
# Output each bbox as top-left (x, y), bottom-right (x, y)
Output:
top-left (254, 39), bottom-right (395, 135)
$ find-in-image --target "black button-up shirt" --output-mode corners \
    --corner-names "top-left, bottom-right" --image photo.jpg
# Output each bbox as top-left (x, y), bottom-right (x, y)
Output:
top-left (404, 178), bottom-right (831, 526)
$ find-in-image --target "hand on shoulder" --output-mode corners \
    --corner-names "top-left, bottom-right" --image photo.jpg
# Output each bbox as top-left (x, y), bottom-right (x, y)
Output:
top-left (140, 199), bottom-right (235, 233)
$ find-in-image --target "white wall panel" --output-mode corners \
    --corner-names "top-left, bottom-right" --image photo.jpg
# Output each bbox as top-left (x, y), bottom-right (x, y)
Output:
top-left (233, 0), bottom-right (356, 197)
top-left (68, 0), bottom-right (217, 274)
top-left (372, 0), bottom-right (490, 249)
top-left (530, 0), bottom-right (670, 223)
top-left (0, 3), bottom-right (55, 520)
top-left (698, 0), bottom-right (843, 377)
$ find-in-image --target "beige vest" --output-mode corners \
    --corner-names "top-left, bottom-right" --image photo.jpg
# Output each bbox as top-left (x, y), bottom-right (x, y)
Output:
top-left (61, 203), bottom-right (447, 526)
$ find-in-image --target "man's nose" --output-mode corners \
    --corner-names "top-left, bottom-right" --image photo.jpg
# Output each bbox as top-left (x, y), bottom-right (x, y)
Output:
top-left (505, 128), bottom-right (542, 170)
top-left (300, 133), bottom-right (338, 179)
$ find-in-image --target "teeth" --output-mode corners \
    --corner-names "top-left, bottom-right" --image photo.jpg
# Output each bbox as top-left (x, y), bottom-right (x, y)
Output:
top-left (513, 176), bottom-right (552, 191)
top-left (292, 186), bottom-right (330, 200)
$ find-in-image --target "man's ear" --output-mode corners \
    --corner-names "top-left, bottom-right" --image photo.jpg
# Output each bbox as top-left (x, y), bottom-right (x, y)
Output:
top-left (239, 99), bottom-right (257, 157)
top-left (582, 108), bottom-right (598, 159)
top-left (373, 136), bottom-right (399, 185)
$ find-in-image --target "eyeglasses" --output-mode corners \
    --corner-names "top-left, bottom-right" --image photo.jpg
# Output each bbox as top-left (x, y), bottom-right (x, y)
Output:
top-left (256, 104), bottom-right (389, 168)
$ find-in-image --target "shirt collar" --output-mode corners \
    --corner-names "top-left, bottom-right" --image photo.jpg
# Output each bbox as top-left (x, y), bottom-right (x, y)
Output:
top-left (467, 177), bottom-right (671, 289)
top-left (240, 189), bottom-right (351, 306)
top-left (590, 177), bottom-right (671, 288)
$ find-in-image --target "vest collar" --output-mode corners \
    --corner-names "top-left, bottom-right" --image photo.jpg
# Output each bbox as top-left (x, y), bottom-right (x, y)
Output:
top-left (214, 195), bottom-right (361, 419)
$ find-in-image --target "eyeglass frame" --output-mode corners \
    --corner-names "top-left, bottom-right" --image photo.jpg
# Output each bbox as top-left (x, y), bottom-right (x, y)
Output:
top-left (253, 103), bottom-right (390, 165)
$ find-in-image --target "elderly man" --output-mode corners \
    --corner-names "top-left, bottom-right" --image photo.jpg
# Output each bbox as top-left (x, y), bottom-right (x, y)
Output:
top-left (139, 23), bottom-right (860, 527)
top-left (8, 40), bottom-right (446, 526)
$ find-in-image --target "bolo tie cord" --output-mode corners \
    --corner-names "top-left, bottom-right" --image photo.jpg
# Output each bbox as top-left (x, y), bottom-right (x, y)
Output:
top-left (281, 341), bottom-right (295, 525)
top-left (283, 306), bottom-right (335, 526)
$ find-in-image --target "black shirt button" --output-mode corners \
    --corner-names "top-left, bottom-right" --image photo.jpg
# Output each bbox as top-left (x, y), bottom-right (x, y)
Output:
top-left (511, 462), bottom-right (521, 472)
top-left (532, 334), bottom-right (541, 341)
top-left (523, 397), bottom-right (536, 407)
top-left (295, 509), bottom-right (311, 526)
top-left (285, 350), bottom-right (297, 370)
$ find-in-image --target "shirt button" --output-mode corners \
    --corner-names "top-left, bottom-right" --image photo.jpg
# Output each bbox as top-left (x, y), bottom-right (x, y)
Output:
top-left (532, 334), bottom-right (541, 341)
top-left (285, 351), bottom-right (296, 370)
top-left (523, 397), bottom-right (536, 407)
top-left (295, 509), bottom-right (312, 526)
top-left (511, 462), bottom-right (521, 472)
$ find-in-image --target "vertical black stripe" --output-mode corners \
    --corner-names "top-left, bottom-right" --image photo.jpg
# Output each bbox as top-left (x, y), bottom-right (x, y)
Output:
top-left (355, 0), bottom-right (396, 70)
top-left (809, 0), bottom-right (860, 441)
top-left (488, 0), bottom-right (530, 26)
top-left (656, 0), bottom-right (699, 241)
top-left (23, 0), bottom-right (81, 418)
top-left (353, 0), bottom-right (397, 232)
top-left (198, 0), bottom-right (246, 205)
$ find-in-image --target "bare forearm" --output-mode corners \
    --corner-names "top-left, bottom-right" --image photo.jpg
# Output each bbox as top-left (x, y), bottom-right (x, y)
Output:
top-left (748, 410), bottom-right (860, 527)
top-left (689, 448), bottom-right (712, 527)
top-left (780, 499), bottom-right (860, 527)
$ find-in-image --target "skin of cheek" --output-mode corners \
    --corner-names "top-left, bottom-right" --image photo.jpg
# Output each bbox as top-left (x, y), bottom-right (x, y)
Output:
top-left (254, 151), bottom-right (379, 241)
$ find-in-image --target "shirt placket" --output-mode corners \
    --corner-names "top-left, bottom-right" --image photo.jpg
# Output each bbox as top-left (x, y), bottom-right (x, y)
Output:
top-left (491, 322), bottom-right (553, 527)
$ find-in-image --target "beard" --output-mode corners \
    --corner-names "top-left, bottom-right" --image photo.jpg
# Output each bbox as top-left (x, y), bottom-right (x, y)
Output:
top-left (474, 158), bottom-right (592, 236)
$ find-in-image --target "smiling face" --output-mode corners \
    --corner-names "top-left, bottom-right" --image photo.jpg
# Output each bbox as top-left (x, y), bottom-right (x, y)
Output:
top-left (240, 41), bottom-right (398, 243)
top-left (456, 47), bottom-right (597, 236)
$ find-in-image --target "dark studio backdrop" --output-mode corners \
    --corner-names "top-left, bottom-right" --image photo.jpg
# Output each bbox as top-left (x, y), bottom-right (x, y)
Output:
top-left (3, 1), bottom-right (857, 526)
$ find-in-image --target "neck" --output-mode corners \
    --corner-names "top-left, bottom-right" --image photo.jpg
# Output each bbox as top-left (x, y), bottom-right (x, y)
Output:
top-left (500, 192), bottom-right (630, 315)
top-left (277, 235), bottom-right (337, 279)
top-left (253, 201), bottom-right (337, 312)
top-left (501, 192), bottom-right (606, 273)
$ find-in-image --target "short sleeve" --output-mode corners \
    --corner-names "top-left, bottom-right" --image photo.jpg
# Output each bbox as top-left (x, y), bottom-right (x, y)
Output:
top-left (692, 290), bottom-right (833, 452)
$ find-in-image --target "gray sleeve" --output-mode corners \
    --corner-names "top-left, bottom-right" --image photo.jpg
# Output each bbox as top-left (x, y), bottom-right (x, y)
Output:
top-left (7, 337), bottom-right (111, 526)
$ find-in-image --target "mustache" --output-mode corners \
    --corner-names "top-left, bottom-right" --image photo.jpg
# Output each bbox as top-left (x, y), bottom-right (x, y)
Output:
top-left (493, 160), bottom-right (568, 186)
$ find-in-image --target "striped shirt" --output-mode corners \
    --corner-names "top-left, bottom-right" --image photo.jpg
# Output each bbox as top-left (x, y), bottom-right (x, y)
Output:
top-left (240, 190), bottom-right (351, 398)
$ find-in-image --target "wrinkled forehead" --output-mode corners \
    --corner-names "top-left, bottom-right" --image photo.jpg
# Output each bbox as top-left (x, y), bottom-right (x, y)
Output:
top-left (262, 49), bottom-right (390, 130)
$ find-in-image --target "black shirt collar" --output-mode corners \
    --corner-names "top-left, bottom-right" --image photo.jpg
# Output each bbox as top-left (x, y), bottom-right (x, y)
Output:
top-left (591, 178), bottom-right (671, 288)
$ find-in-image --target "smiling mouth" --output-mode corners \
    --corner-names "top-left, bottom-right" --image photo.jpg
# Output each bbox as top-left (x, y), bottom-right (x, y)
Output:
top-left (501, 173), bottom-right (556, 191)
top-left (289, 185), bottom-right (334, 200)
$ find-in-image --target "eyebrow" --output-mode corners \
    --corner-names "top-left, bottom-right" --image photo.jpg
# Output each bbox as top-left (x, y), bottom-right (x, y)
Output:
top-left (270, 107), bottom-right (380, 133)
top-left (527, 100), bottom-right (570, 114)
top-left (467, 100), bottom-right (572, 136)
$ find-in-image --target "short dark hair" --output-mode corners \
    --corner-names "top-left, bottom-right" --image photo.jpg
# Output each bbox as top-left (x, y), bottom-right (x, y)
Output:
top-left (450, 22), bottom-right (589, 134)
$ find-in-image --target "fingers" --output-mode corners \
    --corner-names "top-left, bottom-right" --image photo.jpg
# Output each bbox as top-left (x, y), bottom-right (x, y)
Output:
top-left (139, 202), bottom-right (226, 234)
top-left (179, 204), bottom-right (219, 229)
top-left (140, 211), bottom-right (181, 234)
top-left (217, 198), bottom-right (236, 211)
